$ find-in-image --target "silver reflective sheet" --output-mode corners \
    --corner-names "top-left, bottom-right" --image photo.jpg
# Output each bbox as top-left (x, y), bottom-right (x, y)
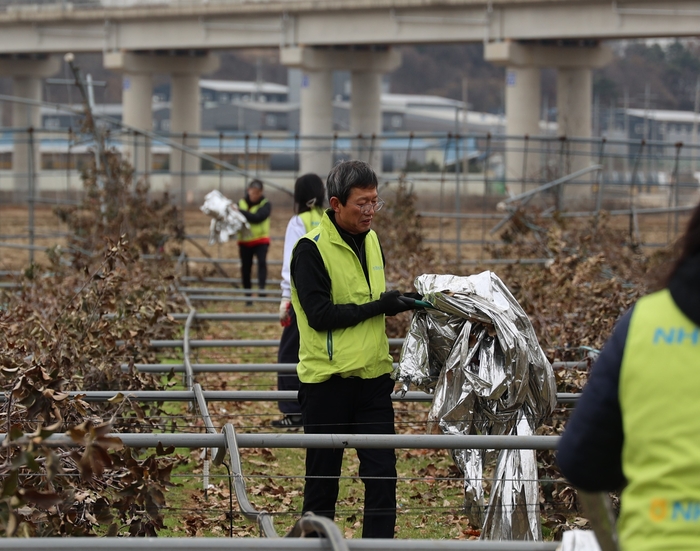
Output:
top-left (200, 190), bottom-right (250, 244)
top-left (394, 272), bottom-right (556, 540)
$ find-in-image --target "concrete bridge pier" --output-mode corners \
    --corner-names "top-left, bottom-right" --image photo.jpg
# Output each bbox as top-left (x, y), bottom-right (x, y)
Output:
top-left (485, 41), bottom-right (612, 198)
top-left (104, 52), bottom-right (155, 177)
top-left (281, 46), bottom-right (401, 177)
top-left (104, 50), bottom-right (219, 199)
top-left (350, 49), bottom-right (401, 171)
top-left (557, 66), bottom-right (593, 145)
top-left (0, 55), bottom-right (60, 200)
top-left (504, 65), bottom-right (542, 194)
top-left (302, 67), bottom-right (334, 178)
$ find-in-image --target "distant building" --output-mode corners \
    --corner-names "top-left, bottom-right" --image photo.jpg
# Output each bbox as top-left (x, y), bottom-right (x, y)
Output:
top-left (625, 108), bottom-right (700, 145)
top-left (29, 79), bottom-right (508, 173)
top-left (41, 80), bottom-right (507, 136)
top-left (594, 106), bottom-right (700, 144)
top-left (154, 79), bottom-right (289, 105)
top-left (42, 103), bottom-right (127, 131)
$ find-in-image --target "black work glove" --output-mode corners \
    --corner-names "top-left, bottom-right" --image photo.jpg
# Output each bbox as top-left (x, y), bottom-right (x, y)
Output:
top-left (402, 292), bottom-right (423, 301)
top-left (378, 290), bottom-right (414, 316)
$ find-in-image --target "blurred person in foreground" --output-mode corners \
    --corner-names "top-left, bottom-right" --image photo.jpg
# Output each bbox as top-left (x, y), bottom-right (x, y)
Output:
top-left (238, 179), bottom-right (271, 305)
top-left (290, 160), bottom-right (418, 538)
top-left (272, 173), bottom-right (326, 428)
top-left (557, 200), bottom-right (700, 551)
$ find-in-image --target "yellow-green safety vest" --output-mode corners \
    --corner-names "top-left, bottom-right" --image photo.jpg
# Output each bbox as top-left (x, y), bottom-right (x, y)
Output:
top-left (291, 212), bottom-right (393, 383)
top-left (238, 198), bottom-right (270, 243)
top-left (618, 288), bottom-right (700, 551)
top-left (299, 207), bottom-right (324, 233)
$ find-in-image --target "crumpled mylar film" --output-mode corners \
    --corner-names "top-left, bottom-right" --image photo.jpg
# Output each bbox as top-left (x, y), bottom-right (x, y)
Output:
top-left (394, 272), bottom-right (556, 540)
top-left (200, 190), bottom-right (250, 244)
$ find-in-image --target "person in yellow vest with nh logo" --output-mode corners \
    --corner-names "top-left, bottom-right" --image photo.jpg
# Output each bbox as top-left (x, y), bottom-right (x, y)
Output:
top-left (558, 200), bottom-right (700, 551)
top-left (238, 179), bottom-right (271, 306)
top-left (290, 160), bottom-right (421, 538)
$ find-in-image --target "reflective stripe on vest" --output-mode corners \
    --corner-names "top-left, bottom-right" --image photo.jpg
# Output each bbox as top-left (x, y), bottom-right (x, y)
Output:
top-left (299, 207), bottom-right (324, 233)
top-left (291, 212), bottom-right (393, 383)
top-left (238, 198), bottom-right (270, 243)
top-left (618, 288), bottom-right (700, 551)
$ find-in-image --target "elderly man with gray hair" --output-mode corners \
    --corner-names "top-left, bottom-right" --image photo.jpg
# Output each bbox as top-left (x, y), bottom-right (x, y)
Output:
top-left (290, 160), bottom-right (419, 538)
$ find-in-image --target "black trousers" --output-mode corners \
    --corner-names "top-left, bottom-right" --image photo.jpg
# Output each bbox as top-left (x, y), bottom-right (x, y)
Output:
top-left (277, 306), bottom-right (301, 415)
top-left (238, 243), bottom-right (269, 293)
top-left (299, 373), bottom-right (397, 538)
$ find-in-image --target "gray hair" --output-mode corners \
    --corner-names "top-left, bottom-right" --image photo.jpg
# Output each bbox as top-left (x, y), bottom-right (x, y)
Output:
top-left (326, 160), bottom-right (378, 205)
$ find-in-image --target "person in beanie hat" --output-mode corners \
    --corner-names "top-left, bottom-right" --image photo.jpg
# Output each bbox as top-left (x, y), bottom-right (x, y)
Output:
top-left (238, 179), bottom-right (271, 305)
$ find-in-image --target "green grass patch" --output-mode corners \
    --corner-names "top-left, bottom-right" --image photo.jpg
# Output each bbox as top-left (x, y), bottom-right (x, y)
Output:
top-left (135, 297), bottom-right (526, 539)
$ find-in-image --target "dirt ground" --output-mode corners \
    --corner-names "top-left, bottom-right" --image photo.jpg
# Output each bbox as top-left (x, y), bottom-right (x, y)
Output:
top-left (0, 201), bottom-right (690, 274)
top-left (0, 203), bottom-right (473, 273)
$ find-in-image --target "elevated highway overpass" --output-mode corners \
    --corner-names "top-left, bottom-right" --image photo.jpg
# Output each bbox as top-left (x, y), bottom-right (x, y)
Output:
top-left (0, 0), bottom-right (698, 183)
top-left (0, 0), bottom-right (699, 52)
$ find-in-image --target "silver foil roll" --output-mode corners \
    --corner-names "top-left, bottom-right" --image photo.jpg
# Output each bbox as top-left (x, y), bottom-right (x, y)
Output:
top-left (482, 416), bottom-right (542, 540)
top-left (395, 272), bottom-right (556, 540)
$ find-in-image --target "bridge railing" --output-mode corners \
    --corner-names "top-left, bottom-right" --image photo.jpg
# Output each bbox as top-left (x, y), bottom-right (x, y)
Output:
top-left (0, 0), bottom-right (316, 12)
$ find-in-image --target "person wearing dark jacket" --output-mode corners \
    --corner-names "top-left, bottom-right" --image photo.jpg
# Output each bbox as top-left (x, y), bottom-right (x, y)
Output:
top-left (290, 160), bottom-right (417, 538)
top-left (272, 173), bottom-right (326, 428)
top-left (557, 200), bottom-right (700, 551)
top-left (238, 179), bottom-right (271, 304)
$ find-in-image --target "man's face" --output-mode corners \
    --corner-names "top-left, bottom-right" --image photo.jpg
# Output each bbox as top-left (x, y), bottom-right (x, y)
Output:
top-left (331, 186), bottom-right (378, 235)
top-left (248, 186), bottom-right (263, 203)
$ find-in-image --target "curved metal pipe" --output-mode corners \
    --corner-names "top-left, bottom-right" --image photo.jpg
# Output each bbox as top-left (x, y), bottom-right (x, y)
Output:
top-left (218, 423), bottom-right (279, 538)
top-left (181, 292), bottom-right (196, 390)
top-left (286, 512), bottom-right (349, 551)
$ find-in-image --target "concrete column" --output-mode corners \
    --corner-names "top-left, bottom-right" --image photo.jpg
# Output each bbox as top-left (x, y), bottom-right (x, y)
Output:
top-left (300, 69), bottom-right (334, 177)
top-left (170, 72), bottom-right (202, 202)
top-left (557, 67), bottom-right (593, 179)
top-left (105, 52), bottom-right (155, 177)
top-left (505, 67), bottom-right (541, 138)
top-left (504, 66), bottom-right (541, 191)
top-left (104, 51), bottom-right (219, 199)
top-left (281, 46), bottom-right (401, 177)
top-left (121, 72), bottom-right (153, 176)
top-left (0, 56), bottom-right (60, 198)
top-left (12, 76), bottom-right (42, 198)
top-left (485, 41), bottom-right (612, 196)
top-left (557, 68), bottom-right (593, 140)
top-left (350, 71), bottom-right (382, 170)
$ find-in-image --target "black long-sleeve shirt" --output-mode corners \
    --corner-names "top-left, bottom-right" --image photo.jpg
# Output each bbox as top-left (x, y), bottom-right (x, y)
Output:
top-left (239, 195), bottom-right (271, 224)
top-left (556, 310), bottom-right (630, 491)
top-left (290, 211), bottom-right (386, 331)
top-left (557, 254), bottom-right (700, 492)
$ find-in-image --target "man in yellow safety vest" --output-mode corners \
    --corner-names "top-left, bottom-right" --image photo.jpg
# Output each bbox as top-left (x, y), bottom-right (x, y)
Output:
top-left (290, 160), bottom-right (419, 538)
top-left (238, 179), bottom-right (271, 306)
